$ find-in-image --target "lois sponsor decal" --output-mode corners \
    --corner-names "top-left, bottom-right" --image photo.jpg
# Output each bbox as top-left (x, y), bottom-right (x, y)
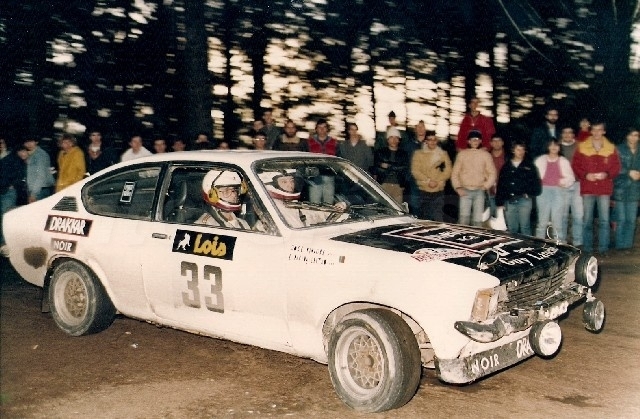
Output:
top-left (172, 229), bottom-right (236, 260)
top-left (411, 248), bottom-right (477, 262)
top-left (51, 238), bottom-right (77, 253)
top-left (45, 215), bottom-right (92, 236)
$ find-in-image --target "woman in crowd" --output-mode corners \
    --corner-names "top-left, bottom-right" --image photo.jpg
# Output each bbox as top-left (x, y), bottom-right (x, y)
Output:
top-left (534, 138), bottom-right (575, 241)
top-left (612, 127), bottom-right (640, 251)
top-left (495, 140), bottom-right (541, 235)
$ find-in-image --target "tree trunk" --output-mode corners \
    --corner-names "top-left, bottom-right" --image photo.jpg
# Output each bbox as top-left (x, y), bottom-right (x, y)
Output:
top-left (183, 0), bottom-right (213, 144)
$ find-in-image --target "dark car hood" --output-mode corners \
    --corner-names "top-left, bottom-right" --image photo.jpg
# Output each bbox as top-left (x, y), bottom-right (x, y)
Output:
top-left (331, 221), bottom-right (580, 284)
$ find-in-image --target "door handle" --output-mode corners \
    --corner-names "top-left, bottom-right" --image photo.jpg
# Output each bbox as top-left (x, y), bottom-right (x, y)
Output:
top-left (152, 233), bottom-right (168, 239)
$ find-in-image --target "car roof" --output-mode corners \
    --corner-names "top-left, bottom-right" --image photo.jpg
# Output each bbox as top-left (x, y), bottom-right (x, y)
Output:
top-left (122, 150), bottom-right (333, 167)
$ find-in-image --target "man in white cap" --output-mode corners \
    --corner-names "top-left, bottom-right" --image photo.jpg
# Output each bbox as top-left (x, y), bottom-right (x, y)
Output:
top-left (197, 169), bottom-right (250, 229)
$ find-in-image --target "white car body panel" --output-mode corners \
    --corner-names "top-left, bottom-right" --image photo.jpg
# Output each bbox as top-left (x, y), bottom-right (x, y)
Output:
top-left (3, 150), bottom-right (597, 390)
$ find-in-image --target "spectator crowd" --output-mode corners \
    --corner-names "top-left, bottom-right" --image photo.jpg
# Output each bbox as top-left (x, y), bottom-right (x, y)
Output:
top-left (1, 101), bottom-right (639, 257)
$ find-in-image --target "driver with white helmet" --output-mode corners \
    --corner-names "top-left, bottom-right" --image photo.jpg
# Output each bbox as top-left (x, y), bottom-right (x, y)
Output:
top-left (258, 170), bottom-right (347, 229)
top-left (196, 169), bottom-right (250, 229)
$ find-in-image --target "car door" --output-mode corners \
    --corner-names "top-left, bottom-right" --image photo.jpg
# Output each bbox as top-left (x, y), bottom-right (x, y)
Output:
top-left (81, 163), bottom-right (164, 320)
top-left (139, 164), bottom-right (292, 351)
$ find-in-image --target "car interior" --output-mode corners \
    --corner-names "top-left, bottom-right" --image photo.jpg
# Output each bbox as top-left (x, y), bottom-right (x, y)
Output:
top-left (162, 168), bottom-right (262, 230)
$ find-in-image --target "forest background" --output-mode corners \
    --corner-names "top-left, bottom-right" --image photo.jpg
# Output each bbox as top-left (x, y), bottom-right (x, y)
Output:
top-left (1, 0), bottom-right (639, 150)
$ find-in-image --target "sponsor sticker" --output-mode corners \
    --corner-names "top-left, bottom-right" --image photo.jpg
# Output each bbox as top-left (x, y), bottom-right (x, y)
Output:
top-left (120, 181), bottom-right (135, 203)
top-left (172, 229), bottom-right (236, 260)
top-left (469, 336), bottom-right (534, 377)
top-left (411, 247), bottom-right (477, 262)
top-left (386, 225), bottom-right (513, 250)
top-left (51, 238), bottom-right (77, 253)
top-left (45, 215), bottom-right (92, 236)
top-left (288, 244), bottom-right (343, 266)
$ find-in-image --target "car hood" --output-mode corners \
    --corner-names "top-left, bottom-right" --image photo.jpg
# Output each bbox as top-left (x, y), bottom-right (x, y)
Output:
top-left (331, 221), bottom-right (580, 283)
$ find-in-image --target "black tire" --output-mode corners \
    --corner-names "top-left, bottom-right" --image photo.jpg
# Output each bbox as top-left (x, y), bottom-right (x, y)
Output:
top-left (49, 260), bottom-right (116, 336)
top-left (327, 309), bottom-right (422, 413)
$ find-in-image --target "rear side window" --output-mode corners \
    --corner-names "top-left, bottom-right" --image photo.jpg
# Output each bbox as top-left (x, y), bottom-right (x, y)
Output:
top-left (83, 167), bottom-right (161, 220)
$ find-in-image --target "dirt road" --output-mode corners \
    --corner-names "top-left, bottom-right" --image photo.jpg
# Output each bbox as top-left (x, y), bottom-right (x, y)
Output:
top-left (1, 252), bottom-right (640, 418)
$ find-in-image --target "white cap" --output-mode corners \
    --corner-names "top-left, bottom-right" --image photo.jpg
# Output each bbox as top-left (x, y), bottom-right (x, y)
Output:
top-left (387, 127), bottom-right (402, 139)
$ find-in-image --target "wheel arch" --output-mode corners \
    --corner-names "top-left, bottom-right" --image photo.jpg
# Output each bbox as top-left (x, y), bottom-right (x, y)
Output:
top-left (43, 255), bottom-right (118, 314)
top-left (322, 302), bottom-right (435, 368)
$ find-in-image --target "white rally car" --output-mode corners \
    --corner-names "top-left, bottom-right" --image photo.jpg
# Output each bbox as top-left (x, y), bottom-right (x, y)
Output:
top-left (3, 150), bottom-right (604, 412)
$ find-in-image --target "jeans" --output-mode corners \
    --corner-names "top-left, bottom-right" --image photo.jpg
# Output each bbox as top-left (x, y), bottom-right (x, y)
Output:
top-left (458, 188), bottom-right (485, 227)
top-left (488, 194), bottom-right (497, 218)
top-left (35, 186), bottom-right (53, 201)
top-left (536, 186), bottom-right (566, 242)
top-left (563, 182), bottom-right (583, 246)
top-left (419, 191), bottom-right (444, 221)
top-left (613, 200), bottom-right (639, 249)
top-left (504, 196), bottom-right (533, 235)
top-left (582, 194), bottom-right (610, 253)
top-left (406, 183), bottom-right (421, 216)
top-left (0, 187), bottom-right (18, 246)
top-left (308, 175), bottom-right (335, 204)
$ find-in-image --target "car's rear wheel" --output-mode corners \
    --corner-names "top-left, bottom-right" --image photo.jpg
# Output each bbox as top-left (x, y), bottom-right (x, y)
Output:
top-left (49, 260), bottom-right (116, 336)
top-left (328, 309), bottom-right (421, 412)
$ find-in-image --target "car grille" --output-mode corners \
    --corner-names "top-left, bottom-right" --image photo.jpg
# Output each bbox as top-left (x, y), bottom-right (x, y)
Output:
top-left (500, 268), bottom-right (567, 310)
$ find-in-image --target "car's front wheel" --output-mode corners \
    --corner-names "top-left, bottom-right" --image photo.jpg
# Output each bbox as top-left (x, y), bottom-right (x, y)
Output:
top-left (328, 309), bottom-right (421, 412)
top-left (49, 260), bottom-right (116, 336)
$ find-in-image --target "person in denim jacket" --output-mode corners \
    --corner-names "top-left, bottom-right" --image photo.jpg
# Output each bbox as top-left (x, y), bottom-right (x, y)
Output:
top-left (612, 127), bottom-right (640, 251)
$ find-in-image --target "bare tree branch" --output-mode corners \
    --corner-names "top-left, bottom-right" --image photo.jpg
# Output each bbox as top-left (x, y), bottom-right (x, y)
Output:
top-left (496, 0), bottom-right (553, 63)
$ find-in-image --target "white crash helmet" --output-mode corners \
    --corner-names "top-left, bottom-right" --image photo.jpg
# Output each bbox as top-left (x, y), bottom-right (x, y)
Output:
top-left (202, 169), bottom-right (245, 211)
top-left (259, 170), bottom-right (300, 201)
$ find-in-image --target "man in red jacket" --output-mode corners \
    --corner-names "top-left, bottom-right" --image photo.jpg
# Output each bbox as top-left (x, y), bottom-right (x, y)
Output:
top-left (456, 96), bottom-right (496, 151)
top-left (572, 121), bottom-right (621, 254)
top-left (307, 118), bottom-right (338, 204)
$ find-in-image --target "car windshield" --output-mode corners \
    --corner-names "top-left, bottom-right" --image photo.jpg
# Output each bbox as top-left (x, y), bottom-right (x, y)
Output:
top-left (254, 158), bottom-right (406, 229)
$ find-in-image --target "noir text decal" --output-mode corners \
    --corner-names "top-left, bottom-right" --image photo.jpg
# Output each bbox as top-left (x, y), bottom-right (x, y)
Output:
top-left (51, 238), bottom-right (77, 253)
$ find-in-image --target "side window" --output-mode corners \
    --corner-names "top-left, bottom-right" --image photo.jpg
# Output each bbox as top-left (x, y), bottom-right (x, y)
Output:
top-left (83, 166), bottom-right (161, 220)
top-left (162, 166), bottom-right (278, 235)
top-left (162, 167), bottom-right (208, 224)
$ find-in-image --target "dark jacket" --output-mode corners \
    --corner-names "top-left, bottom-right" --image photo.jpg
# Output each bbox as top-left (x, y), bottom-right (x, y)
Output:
top-left (613, 143), bottom-right (640, 202)
top-left (0, 151), bottom-right (27, 204)
top-left (495, 159), bottom-right (542, 206)
top-left (373, 147), bottom-right (409, 186)
top-left (337, 140), bottom-right (374, 172)
top-left (86, 146), bottom-right (118, 175)
top-left (530, 124), bottom-right (558, 159)
top-left (0, 152), bottom-right (26, 194)
top-left (272, 135), bottom-right (309, 152)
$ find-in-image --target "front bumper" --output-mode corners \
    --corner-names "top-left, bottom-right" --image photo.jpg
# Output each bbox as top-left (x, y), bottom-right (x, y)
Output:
top-left (454, 283), bottom-right (588, 343)
top-left (436, 328), bottom-right (534, 384)
top-left (437, 284), bottom-right (603, 384)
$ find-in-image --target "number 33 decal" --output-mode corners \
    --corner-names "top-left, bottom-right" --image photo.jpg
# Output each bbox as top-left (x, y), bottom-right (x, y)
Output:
top-left (181, 261), bottom-right (224, 313)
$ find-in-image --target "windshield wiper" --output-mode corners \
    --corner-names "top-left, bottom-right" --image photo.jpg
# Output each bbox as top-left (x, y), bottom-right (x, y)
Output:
top-left (349, 203), bottom-right (403, 215)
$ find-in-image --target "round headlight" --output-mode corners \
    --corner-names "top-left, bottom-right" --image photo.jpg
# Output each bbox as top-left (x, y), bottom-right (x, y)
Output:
top-left (583, 299), bottom-right (605, 332)
top-left (529, 320), bottom-right (562, 357)
top-left (575, 255), bottom-right (598, 287)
